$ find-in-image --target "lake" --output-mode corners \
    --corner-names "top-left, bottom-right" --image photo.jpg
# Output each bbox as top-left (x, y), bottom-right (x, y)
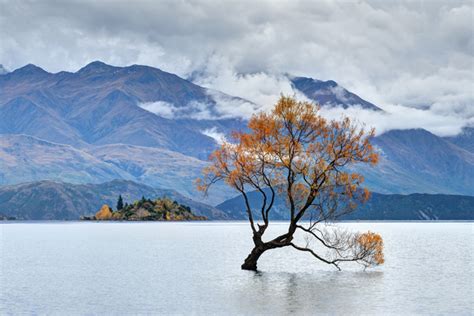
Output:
top-left (0, 222), bottom-right (472, 315)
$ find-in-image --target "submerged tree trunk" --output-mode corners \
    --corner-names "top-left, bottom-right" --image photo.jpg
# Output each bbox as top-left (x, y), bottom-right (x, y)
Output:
top-left (241, 229), bottom-right (293, 271)
top-left (241, 231), bottom-right (269, 271)
top-left (241, 245), bottom-right (267, 271)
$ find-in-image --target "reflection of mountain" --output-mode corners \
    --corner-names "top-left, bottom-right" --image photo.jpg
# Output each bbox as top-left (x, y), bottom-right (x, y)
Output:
top-left (0, 62), bottom-right (473, 207)
top-left (0, 180), bottom-right (228, 220)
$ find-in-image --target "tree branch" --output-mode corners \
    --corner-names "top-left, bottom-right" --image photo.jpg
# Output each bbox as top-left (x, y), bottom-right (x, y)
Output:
top-left (290, 242), bottom-right (341, 271)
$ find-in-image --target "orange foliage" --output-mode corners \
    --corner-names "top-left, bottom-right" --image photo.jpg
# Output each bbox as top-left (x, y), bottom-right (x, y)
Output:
top-left (197, 95), bottom-right (383, 269)
top-left (198, 95), bottom-right (378, 222)
top-left (95, 204), bottom-right (113, 220)
top-left (358, 231), bottom-right (385, 265)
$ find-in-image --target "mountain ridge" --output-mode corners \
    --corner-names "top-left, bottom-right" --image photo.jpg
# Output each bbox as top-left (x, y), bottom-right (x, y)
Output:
top-left (0, 179), bottom-right (227, 220)
top-left (290, 76), bottom-right (382, 111)
top-left (1, 61), bottom-right (472, 202)
top-left (0, 134), bottom-right (233, 205)
top-left (216, 188), bottom-right (474, 220)
top-left (0, 61), bottom-right (249, 158)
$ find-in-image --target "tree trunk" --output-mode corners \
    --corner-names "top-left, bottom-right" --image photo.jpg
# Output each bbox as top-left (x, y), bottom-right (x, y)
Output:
top-left (241, 245), bottom-right (267, 271)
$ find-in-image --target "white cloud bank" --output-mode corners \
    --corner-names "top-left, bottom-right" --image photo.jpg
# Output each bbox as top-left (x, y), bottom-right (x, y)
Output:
top-left (1, 0), bottom-right (472, 135)
top-left (319, 104), bottom-right (469, 137)
top-left (138, 92), bottom-right (256, 121)
top-left (139, 101), bottom-right (178, 119)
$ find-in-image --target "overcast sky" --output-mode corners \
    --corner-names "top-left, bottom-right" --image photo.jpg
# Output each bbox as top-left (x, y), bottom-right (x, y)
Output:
top-left (0, 0), bottom-right (472, 135)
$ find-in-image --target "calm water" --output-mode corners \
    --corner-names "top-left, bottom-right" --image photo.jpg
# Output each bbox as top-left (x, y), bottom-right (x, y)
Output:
top-left (0, 222), bottom-right (473, 315)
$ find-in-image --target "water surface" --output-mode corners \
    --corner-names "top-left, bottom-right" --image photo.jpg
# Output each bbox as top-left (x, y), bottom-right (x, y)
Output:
top-left (1, 222), bottom-right (472, 315)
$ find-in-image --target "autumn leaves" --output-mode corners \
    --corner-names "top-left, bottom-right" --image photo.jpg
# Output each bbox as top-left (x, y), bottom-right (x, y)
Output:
top-left (198, 95), bottom-right (384, 270)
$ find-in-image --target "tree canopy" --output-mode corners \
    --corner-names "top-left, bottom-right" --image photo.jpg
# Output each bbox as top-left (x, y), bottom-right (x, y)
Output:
top-left (198, 96), bottom-right (384, 271)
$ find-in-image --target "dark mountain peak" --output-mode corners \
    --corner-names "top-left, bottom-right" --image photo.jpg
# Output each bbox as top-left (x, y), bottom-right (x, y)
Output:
top-left (78, 61), bottom-right (164, 75)
top-left (459, 126), bottom-right (474, 136)
top-left (290, 75), bottom-right (381, 111)
top-left (124, 64), bottom-right (166, 82)
top-left (379, 128), bottom-right (436, 139)
top-left (291, 76), bottom-right (319, 84)
top-left (444, 126), bottom-right (474, 153)
top-left (324, 79), bottom-right (338, 87)
top-left (376, 129), bottom-right (444, 147)
top-left (78, 61), bottom-right (118, 75)
top-left (11, 64), bottom-right (49, 76)
top-left (291, 76), bottom-right (336, 87)
top-left (55, 70), bottom-right (74, 76)
top-left (127, 64), bottom-right (160, 72)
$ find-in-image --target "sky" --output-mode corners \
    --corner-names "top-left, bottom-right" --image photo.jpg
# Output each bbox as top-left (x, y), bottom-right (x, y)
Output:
top-left (0, 0), bottom-right (473, 136)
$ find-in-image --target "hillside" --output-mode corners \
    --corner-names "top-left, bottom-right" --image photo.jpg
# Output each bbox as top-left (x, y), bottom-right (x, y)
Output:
top-left (0, 134), bottom-right (131, 185)
top-left (445, 127), bottom-right (474, 153)
top-left (0, 134), bottom-right (232, 205)
top-left (87, 143), bottom-right (234, 203)
top-left (0, 61), bottom-right (248, 159)
top-left (360, 129), bottom-right (474, 196)
top-left (0, 180), bottom-right (227, 220)
top-left (216, 189), bottom-right (474, 220)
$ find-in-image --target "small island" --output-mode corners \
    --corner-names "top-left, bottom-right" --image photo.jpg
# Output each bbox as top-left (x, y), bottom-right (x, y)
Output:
top-left (81, 196), bottom-right (206, 221)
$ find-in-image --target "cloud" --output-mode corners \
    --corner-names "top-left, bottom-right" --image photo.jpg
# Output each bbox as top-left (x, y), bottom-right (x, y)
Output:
top-left (138, 100), bottom-right (213, 120)
top-left (138, 101), bottom-right (178, 119)
top-left (319, 104), bottom-right (469, 137)
top-left (205, 89), bottom-right (259, 119)
top-left (201, 127), bottom-right (227, 144)
top-left (0, 0), bottom-right (472, 135)
top-left (138, 94), bottom-right (252, 120)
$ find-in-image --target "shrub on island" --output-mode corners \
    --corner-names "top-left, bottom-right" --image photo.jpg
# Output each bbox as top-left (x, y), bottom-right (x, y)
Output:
top-left (81, 196), bottom-right (206, 221)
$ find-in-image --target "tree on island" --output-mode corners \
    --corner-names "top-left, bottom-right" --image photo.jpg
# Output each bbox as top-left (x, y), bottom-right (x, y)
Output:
top-left (116, 195), bottom-right (124, 211)
top-left (198, 96), bottom-right (384, 271)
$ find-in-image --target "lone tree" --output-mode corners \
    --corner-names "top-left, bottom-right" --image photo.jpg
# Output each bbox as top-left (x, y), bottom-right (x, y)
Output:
top-left (198, 96), bottom-right (384, 271)
top-left (116, 195), bottom-right (124, 211)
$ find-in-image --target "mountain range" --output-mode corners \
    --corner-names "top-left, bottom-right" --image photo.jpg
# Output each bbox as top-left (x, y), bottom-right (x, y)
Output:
top-left (0, 61), bottom-right (473, 210)
top-left (1, 179), bottom-right (472, 220)
top-left (216, 188), bottom-right (474, 220)
top-left (0, 180), bottom-right (227, 220)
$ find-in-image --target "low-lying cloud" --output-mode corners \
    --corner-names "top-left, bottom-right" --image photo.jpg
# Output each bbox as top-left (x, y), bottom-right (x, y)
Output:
top-left (138, 100), bottom-right (213, 120)
top-left (201, 127), bottom-right (227, 145)
top-left (139, 101), bottom-right (178, 119)
top-left (138, 94), bottom-right (255, 121)
top-left (320, 104), bottom-right (469, 137)
top-left (139, 71), bottom-right (472, 137)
